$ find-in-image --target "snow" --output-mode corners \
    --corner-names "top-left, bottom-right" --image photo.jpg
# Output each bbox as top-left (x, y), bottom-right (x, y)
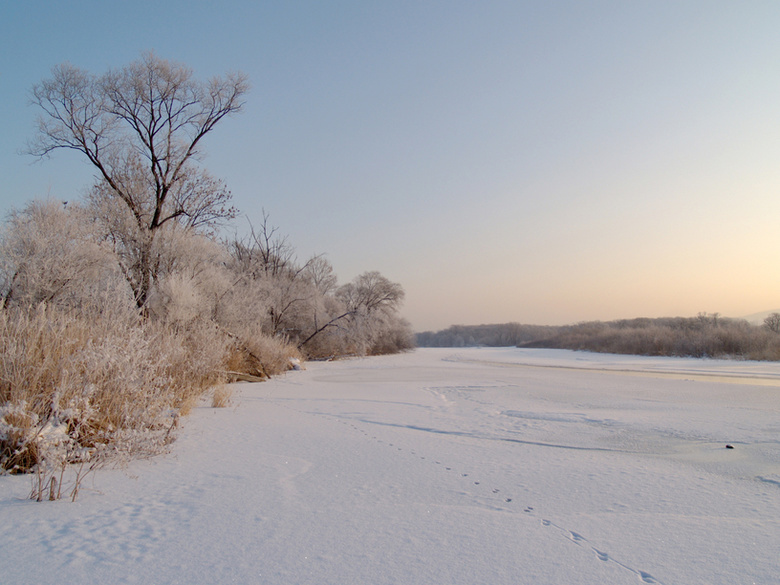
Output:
top-left (1, 347), bottom-right (779, 585)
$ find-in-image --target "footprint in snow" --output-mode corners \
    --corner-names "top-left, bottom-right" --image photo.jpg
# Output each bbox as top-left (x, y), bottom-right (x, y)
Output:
top-left (569, 531), bottom-right (586, 544)
top-left (540, 519), bottom-right (665, 585)
top-left (362, 422), bottom-right (524, 512)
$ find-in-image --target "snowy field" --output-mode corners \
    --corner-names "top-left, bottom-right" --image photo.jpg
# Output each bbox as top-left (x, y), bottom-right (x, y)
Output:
top-left (2, 347), bottom-right (779, 585)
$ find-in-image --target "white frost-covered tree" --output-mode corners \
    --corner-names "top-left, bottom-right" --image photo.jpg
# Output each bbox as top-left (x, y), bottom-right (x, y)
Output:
top-left (0, 200), bottom-right (120, 311)
top-left (28, 52), bottom-right (248, 307)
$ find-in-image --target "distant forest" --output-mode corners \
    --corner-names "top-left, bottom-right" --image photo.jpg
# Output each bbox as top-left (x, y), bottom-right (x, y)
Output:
top-left (416, 313), bottom-right (780, 361)
top-left (416, 323), bottom-right (557, 348)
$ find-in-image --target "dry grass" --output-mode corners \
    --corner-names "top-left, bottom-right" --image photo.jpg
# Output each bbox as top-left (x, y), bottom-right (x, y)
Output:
top-left (0, 306), bottom-right (229, 497)
top-left (0, 301), bottom-right (309, 501)
top-left (222, 322), bottom-right (303, 380)
top-left (0, 197), bottom-right (414, 501)
top-left (211, 385), bottom-right (232, 408)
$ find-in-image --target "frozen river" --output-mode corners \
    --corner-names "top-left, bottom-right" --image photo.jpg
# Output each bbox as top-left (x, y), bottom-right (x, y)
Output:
top-left (2, 347), bottom-right (779, 584)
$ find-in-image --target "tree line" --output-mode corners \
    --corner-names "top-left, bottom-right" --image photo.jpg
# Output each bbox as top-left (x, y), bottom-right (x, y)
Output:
top-left (0, 53), bottom-right (413, 496)
top-left (416, 322), bottom-right (557, 348)
top-left (418, 313), bottom-right (780, 360)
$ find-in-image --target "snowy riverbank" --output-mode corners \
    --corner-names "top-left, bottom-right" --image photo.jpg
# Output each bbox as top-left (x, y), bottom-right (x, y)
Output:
top-left (2, 347), bottom-right (779, 584)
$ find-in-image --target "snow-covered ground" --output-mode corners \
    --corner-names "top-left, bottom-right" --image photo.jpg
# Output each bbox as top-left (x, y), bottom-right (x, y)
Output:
top-left (2, 347), bottom-right (779, 585)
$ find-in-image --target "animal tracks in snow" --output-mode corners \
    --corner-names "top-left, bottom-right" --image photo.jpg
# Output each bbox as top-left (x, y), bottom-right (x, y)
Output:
top-left (336, 416), bottom-right (523, 510)
top-left (541, 518), bottom-right (666, 584)
top-left (320, 410), bottom-right (668, 585)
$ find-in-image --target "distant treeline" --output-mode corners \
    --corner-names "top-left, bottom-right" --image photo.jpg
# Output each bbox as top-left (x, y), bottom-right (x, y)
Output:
top-left (416, 323), bottom-right (557, 348)
top-left (417, 313), bottom-right (780, 360)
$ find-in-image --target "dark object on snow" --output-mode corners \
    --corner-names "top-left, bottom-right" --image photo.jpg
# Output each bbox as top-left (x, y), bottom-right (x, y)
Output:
top-left (725, 444), bottom-right (734, 449)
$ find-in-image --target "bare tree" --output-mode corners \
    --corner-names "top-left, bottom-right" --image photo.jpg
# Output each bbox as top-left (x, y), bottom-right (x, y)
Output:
top-left (302, 255), bottom-right (338, 295)
top-left (337, 271), bottom-right (405, 315)
top-left (298, 271), bottom-right (407, 355)
top-left (28, 52), bottom-right (248, 307)
top-left (225, 214), bottom-right (321, 338)
top-left (227, 211), bottom-right (299, 279)
top-left (764, 313), bottom-right (780, 333)
top-left (334, 272), bottom-right (408, 355)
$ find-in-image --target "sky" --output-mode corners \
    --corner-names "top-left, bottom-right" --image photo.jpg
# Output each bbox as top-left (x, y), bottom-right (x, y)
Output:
top-left (3, 1), bottom-right (780, 331)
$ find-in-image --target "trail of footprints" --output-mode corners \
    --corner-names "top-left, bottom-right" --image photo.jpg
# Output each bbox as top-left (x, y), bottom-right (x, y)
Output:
top-left (540, 520), bottom-right (664, 584)
top-left (337, 418), bottom-right (522, 507)
top-left (337, 416), bottom-right (665, 585)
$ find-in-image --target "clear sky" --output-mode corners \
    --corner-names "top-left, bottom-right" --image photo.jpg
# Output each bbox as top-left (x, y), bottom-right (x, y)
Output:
top-left (3, 1), bottom-right (780, 331)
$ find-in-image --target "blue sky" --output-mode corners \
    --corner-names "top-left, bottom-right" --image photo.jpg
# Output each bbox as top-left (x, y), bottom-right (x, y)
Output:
top-left (3, 2), bottom-right (780, 330)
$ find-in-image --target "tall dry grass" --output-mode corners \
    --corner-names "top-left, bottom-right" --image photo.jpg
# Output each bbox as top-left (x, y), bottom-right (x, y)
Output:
top-left (0, 301), bottom-right (305, 499)
top-left (0, 305), bottom-right (234, 497)
top-left (221, 321), bottom-right (303, 380)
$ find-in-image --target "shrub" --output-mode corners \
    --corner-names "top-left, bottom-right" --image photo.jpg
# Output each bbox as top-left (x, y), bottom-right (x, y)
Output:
top-left (0, 196), bottom-right (413, 499)
top-left (0, 305), bottom-right (230, 499)
top-left (222, 322), bottom-right (302, 379)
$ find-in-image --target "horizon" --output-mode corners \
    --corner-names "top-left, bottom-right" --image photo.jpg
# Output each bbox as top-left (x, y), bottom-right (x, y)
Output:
top-left (414, 308), bottom-right (780, 333)
top-left (3, 2), bottom-right (780, 332)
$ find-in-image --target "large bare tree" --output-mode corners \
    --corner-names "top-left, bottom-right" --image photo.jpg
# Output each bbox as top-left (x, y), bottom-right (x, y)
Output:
top-left (297, 271), bottom-right (407, 354)
top-left (28, 52), bottom-right (248, 306)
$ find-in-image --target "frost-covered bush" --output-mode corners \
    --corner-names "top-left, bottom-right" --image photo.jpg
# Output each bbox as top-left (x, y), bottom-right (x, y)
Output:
top-left (223, 220), bottom-right (414, 359)
top-left (0, 197), bottom-right (414, 499)
top-left (221, 321), bottom-right (302, 379)
top-left (9, 49), bottom-right (417, 499)
top-left (0, 200), bottom-right (119, 311)
top-left (0, 305), bottom-right (229, 499)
